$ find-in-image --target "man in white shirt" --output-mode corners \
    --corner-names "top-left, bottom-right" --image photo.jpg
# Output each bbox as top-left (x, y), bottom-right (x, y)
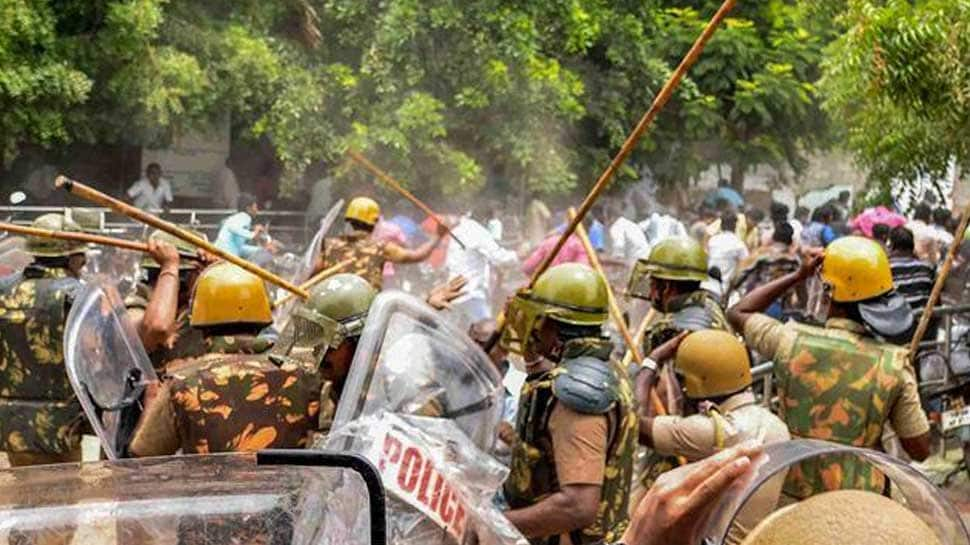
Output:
top-left (127, 163), bottom-right (173, 211)
top-left (906, 202), bottom-right (940, 263)
top-left (609, 207), bottom-right (650, 262)
top-left (445, 209), bottom-right (518, 327)
top-left (706, 212), bottom-right (749, 298)
top-left (211, 159), bottom-right (240, 209)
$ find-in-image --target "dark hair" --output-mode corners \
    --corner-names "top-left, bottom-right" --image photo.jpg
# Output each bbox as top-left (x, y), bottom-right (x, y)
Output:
top-left (913, 202), bottom-right (932, 222)
top-left (146, 162), bottom-right (161, 173)
top-left (33, 256), bottom-right (72, 268)
top-left (838, 190), bottom-right (851, 202)
top-left (552, 320), bottom-right (602, 342)
top-left (871, 223), bottom-right (890, 242)
top-left (715, 198), bottom-right (732, 212)
top-left (238, 193), bottom-right (259, 212)
top-left (889, 226), bottom-right (915, 253)
top-left (772, 222), bottom-right (794, 245)
top-left (347, 218), bottom-right (376, 232)
top-left (814, 205), bottom-right (834, 223)
top-left (933, 207), bottom-right (951, 227)
top-left (718, 178), bottom-right (730, 188)
top-left (747, 208), bottom-right (765, 223)
top-left (721, 212), bottom-right (738, 232)
top-left (770, 202), bottom-right (789, 222)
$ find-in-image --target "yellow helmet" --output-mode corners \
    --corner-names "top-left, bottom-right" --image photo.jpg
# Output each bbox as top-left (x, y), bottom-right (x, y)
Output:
top-left (741, 490), bottom-right (941, 545)
top-left (500, 263), bottom-right (609, 355)
top-left (345, 197), bottom-right (381, 226)
top-left (675, 330), bottom-right (751, 399)
top-left (821, 236), bottom-right (893, 302)
top-left (190, 262), bottom-right (273, 327)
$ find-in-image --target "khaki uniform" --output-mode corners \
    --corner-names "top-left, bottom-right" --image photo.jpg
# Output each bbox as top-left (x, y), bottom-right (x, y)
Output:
top-left (743, 314), bottom-right (929, 499)
top-left (651, 391), bottom-right (790, 544)
top-left (0, 265), bottom-right (85, 464)
top-left (129, 335), bottom-right (326, 456)
top-left (505, 339), bottom-right (638, 545)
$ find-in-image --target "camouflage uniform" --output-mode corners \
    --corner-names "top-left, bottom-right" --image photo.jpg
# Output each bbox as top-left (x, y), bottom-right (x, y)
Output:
top-left (642, 290), bottom-right (730, 355)
top-left (505, 338), bottom-right (638, 545)
top-left (125, 283), bottom-right (206, 373)
top-left (321, 232), bottom-right (387, 290)
top-left (0, 265), bottom-right (84, 461)
top-left (130, 335), bottom-right (325, 455)
top-left (743, 314), bottom-right (930, 499)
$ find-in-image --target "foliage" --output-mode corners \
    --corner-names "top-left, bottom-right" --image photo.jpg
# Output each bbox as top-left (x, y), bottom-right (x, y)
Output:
top-left (821, 0), bottom-right (970, 193)
top-left (1, 0), bottom-right (838, 199)
top-left (646, 1), bottom-right (831, 188)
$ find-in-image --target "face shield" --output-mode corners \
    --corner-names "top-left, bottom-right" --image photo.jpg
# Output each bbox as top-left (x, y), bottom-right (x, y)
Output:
top-left (626, 260), bottom-right (655, 300)
top-left (499, 292), bottom-right (548, 358)
top-left (278, 305), bottom-right (365, 362)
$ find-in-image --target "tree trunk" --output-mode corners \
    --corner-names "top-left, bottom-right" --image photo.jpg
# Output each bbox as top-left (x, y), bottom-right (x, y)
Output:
top-left (729, 161), bottom-right (746, 192)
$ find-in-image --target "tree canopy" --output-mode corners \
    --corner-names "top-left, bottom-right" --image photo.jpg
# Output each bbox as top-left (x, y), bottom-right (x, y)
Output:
top-left (821, 0), bottom-right (970, 197)
top-left (0, 0), bottom-right (873, 200)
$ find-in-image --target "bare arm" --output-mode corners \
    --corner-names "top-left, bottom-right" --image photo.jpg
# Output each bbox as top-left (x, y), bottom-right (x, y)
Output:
top-left (504, 484), bottom-right (601, 538)
top-left (727, 252), bottom-right (822, 331)
top-left (636, 332), bottom-right (688, 448)
top-left (137, 240), bottom-right (181, 352)
top-left (384, 235), bottom-right (443, 264)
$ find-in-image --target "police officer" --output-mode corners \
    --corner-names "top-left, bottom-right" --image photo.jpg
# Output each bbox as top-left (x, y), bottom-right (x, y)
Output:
top-left (727, 236), bottom-right (931, 501)
top-left (627, 236), bottom-right (731, 495)
top-left (637, 329), bottom-right (789, 545)
top-left (312, 196), bottom-right (447, 289)
top-left (126, 229), bottom-right (209, 372)
top-left (500, 263), bottom-right (637, 545)
top-left (128, 262), bottom-right (324, 456)
top-left (0, 214), bottom-right (87, 466)
top-left (277, 272), bottom-right (377, 430)
top-left (627, 237), bottom-right (731, 356)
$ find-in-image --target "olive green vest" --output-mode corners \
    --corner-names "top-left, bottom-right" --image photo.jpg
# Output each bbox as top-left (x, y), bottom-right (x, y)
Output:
top-left (505, 339), bottom-right (637, 545)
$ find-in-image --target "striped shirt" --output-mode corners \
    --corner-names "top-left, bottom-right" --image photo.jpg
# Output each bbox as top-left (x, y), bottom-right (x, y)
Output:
top-left (889, 255), bottom-right (936, 312)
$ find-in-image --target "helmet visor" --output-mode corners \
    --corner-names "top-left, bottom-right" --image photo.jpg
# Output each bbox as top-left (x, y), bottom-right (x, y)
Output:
top-left (626, 260), bottom-right (655, 300)
top-left (499, 292), bottom-right (546, 356)
top-left (279, 306), bottom-right (347, 359)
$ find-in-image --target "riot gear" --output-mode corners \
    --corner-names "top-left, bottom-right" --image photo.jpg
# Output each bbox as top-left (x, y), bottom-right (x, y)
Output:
top-left (190, 262), bottom-right (273, 327)
top-left (25, 213), bottom-right (86, 257)
top-left (674, 329), bottom-right (752, 399)
top-left (627, 237), bottom-right (709, 300)
top-left (345, 196), bottom-right (381, 226)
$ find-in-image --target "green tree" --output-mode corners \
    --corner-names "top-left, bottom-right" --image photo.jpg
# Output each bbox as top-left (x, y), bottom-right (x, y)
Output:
top-left (821, 0), bottom-right (970, 194)
top-left (646, 0), bottom-right (830, 190)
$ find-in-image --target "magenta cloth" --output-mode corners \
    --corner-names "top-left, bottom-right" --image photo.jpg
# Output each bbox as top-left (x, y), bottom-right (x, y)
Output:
top-left (849, 207), bottom-right (907, 237)
top-left (522, 234), bottom-right (590, 276)
top-left (373, 219), bottom-right (407, 277)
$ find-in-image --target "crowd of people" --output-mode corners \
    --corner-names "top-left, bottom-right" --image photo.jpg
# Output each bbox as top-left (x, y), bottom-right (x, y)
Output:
top-left (0, 175), bottom-right (967, 544)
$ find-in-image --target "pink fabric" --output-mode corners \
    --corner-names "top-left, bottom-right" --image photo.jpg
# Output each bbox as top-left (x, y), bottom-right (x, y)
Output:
top-left (849, 206), bottom-right (907, 237)
top-left (522, 234), bottom-right (590, 276)
top-left (373, 219), bottom-right (407, 277)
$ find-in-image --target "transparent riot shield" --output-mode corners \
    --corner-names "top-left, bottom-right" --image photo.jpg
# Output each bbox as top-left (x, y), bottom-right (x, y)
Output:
top-left (64, 279), bottom-right (157, 460)
top-left (0, 235), bottom-right (31, 276)
top-left (324, 291), bottom-right (524, 545)
top-left (695, 439), bottom-right (970, 545)
top-left (0, 450), bottom-right (387, 545)
top-left (304, 199), bottom-right (345, 275)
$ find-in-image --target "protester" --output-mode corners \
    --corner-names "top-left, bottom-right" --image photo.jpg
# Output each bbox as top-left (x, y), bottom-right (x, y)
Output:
top-left (706, 213), bottom-right (749, 297)
top-left (522, 229), bottom-right (590, 276)
top-left (932, 206), bottom-right (954, 249)
top-left (608, 202), bottom-right (650, 262)
top-left (730, 222), bottom-right (800, 319)
top-left (444, 205), bottom-right (518, 325)
top-left (906, 202), bottom-right (940, 263)
top-left (871, 222), bottom-right (891, 251)
top-left (127, 162), bottom-right (173, 211)
top-left (801, 205), bottom-right (837, 248)
top-left (214, 193), bottom-right (270, 261)
top-left (888, 226), bottom-right (937, 325)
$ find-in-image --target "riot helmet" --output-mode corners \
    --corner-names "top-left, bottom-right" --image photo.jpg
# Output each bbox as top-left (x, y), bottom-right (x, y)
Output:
top-left (26, 213), bottom-right (87, 257)
top-left (280, 273), bottom-right (377, 359)
top-left (190, 262), bottom-right (273, 328)
top-left (628, 237), bottom-right (708, 304)
top-left (500, 263), bottom-right (608, 357)
top-left (674, 329), bottom-right (751, 400)
top-left (345, 197), bottom-right (381, 227)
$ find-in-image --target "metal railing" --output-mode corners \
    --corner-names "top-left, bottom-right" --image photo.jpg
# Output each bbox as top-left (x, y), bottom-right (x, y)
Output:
top-left (0, 205), bottom-right (314, 244)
